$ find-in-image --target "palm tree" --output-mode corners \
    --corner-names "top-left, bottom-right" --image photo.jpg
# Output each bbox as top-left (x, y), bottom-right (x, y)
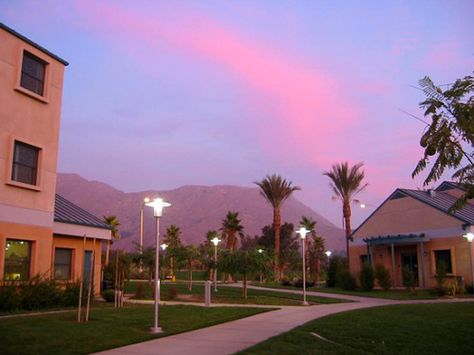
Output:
top-left (220, 211), bottom-right (244, 252)
top-left (255, 174), bottom-right (300, 281)
top-left (103, 215), bottom-right (121, 266)
top-left (163, 224), bottom-right (182, 280)
top-left (323, 162), bottom-right (368, 264)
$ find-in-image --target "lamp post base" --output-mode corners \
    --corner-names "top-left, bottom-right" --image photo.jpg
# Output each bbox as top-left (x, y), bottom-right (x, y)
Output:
top-left (302, 301), bottom-right (309, 306)
top-left (150, 326), bottom-right (163, 334)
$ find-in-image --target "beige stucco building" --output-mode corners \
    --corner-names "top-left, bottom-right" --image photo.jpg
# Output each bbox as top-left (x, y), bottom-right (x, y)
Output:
top-left (0, 23), bottom-right (111, 294)
top-left (350, 181), bottom-right (474, 289)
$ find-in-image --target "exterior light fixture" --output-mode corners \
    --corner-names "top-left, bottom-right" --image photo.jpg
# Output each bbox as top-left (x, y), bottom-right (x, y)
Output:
top-left (211, 237), bottom-right (221, 292)
top-left (463, 225), bottom-right (474, 292)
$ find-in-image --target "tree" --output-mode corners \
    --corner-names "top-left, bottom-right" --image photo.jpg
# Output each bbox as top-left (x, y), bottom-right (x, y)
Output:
top-left (220, 211), bottom-right (244, 252)
top-left (255, 174), bottom-right (301, 281)
top-left (218, 249), bottom-right (270, 298)
top-left (412, 74), bottom-right (474, 211)
top-left (183, 245), bottom-right (200, 291)
top-left (163, 225), bottom-right (182, 280)
top-left (103, 216), bottom-right (121, 266)
top-left (198, 230), bottom-right (219, 281)
top-left (323, 162), bottom-right (367, 264)
top-left (300, 216), bottom-right (325, 282)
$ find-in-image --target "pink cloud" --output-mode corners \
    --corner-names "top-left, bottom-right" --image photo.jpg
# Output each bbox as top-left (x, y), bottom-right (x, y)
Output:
top-left (74, 2), bottom-right (363, 167)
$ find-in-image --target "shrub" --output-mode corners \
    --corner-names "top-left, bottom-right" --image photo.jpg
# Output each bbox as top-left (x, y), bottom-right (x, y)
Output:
top-left (135, 283), bottom-right (145, 299)
top-left (336, 269), bottom-right (357, 291)
top-left (327, 255), bottom-right (345, 288)
top-left (359, 263), bottom-right (374, 291)
top-left (293, 279), bottom-right (315, 288)
top-left (402, 266), bottom-right (416, 293)
top-left (61, 282), bottom-right (80, 306)
top-left (20, 276), bottom-right (62, 310)
top-left (102, 289), bottom-right (115, 302)
top-left (0, 283), bottom-right (21, 312)
top-left (280, 279), bottom-right (292, 287)
top-left (374, 264), bottom-right (391, 291)
top-left (168, 285), bottom-right (178, 300)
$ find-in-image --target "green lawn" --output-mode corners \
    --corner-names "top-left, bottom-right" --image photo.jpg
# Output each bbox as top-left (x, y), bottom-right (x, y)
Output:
top-left (0, 304), bottom-right (269, 355)
top-left (241, 303), bottom-right (474, 354)
top-left (251, 282), bottom-right (440, 300)
top-left (126, 281), bottom-right (343, 305)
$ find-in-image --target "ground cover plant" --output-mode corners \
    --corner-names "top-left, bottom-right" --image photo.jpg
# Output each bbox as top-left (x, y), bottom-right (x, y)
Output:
top-left (126, 281), bottom-right (342, 305)
top-left (241, 303), bottom-right (474, 354)
top-left (0, 304), bottom-right (269, 355)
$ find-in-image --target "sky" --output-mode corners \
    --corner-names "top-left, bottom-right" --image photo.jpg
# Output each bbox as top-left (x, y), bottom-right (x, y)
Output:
top-left (2, 0), bottom-right (473, 227)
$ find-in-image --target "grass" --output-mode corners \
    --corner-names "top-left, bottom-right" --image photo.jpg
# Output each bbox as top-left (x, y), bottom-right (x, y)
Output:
top-left (250, 282), bottom-right (440, 300)
top-left (0, 304), bottom-right (269, 355)
top-left (125, 281), bottom-right (343, 305)
top-left (241, 303), bottom-right (474, 354)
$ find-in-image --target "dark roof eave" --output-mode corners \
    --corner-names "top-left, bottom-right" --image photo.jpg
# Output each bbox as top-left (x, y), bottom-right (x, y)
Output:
top-left (54, 218), bottom-right (112, 231)
top-left (0, 22), bottom-right (69, 66)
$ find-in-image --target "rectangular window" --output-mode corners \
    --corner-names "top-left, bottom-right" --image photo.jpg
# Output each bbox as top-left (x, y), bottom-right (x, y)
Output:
top-left (4, 240), bottom-right (32, 281)
top-left (20, 51), bottom-right (46, 96)
top-left (11, 141), bottom-right (40, 185)
top-left (434, 250), bottom-right (452, 274)
top-left (360, 254), bottom-right (369, 266)
top-left (54, 248), bottom-right (72, 280)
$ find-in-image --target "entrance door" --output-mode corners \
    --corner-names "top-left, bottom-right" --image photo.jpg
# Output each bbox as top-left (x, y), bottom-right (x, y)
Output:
top-left (401, 251), bottom-right (419, 287)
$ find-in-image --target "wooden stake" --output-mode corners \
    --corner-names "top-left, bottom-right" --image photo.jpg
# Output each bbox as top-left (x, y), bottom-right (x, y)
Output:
top-left (85, 238), bottom-right (96, 321)
top-left (77, 235), bottom-right (86, 323)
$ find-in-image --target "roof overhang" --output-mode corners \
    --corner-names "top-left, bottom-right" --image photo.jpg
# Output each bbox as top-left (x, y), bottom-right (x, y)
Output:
top-left (53, 221), bottom-right (112, 240)
top-left (363, 233), bottom-right (426, 246)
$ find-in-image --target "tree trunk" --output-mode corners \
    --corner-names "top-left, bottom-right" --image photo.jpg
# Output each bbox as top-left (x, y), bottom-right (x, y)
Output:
top-left (306, 238), bottom-right (311, 281)
top-left (243, 273), bottom-right (248, 299)
top-left (343, 200), bottom-right (352, 265)
top-left (188, 261), bottom-right (192, 291)
top-left (274, 207), bottom-right (281, 281)
top-left (105, 240), bottom-right (110, 266)
top-left (170, 256), bottom-right (174, 279)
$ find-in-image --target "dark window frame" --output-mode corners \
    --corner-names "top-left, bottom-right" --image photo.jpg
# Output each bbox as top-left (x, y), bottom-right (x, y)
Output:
top-left (11, 140), bottom-right (40, 186)
top-left (54, 248), bottom-right (73, 281)
top-left (434, 249), bottom-right (453, 274)
top-left (20, 51), bottom-right (47, 96)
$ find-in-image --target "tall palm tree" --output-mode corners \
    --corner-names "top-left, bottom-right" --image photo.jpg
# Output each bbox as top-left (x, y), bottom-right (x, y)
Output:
top-left (163, 224), bottom-right (182, 279)
top-left (255, 174), bottom-right (300, 281)
top-left (103, 215), bottom-right (121, 266)
top-left (323, 162), bottom-right (368, 264)
top-left (220, 211), bottom-right (244, 252)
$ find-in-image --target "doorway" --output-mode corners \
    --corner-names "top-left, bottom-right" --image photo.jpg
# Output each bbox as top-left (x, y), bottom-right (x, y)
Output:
top-left (401, 251), bottom-right (419, 287)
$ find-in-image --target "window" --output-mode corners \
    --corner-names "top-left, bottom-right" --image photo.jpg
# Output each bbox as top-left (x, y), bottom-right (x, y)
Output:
top-left (20, 51), bottom-right (46, 96)
top-left (54, 248), bottom-right (72, 280)
top-left (4, 240), bottom-right (32, 281)
top-left (434, 250), bottom-right (452, 274)
top-left (11, 141), bottom-right (40, 185)
top-left (360, 254), bottom-right (369, 266)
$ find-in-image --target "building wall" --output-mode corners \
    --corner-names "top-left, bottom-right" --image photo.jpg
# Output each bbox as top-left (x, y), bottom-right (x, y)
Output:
top-left (350, 195), bottom-right (473, 288)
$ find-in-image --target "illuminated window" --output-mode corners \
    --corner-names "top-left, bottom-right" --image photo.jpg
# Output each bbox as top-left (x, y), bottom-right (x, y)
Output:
top-left (20, 51), bottom-right (46, 96)
top-left (54, 248), bottom-right (72, 280)
top-left (4, 240), bottom-right (32, 281)
top-left (11, 141), bottom-right (40, 185)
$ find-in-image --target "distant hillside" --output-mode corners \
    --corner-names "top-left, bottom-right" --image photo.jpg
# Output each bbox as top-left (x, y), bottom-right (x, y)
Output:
top-left (56, 173), bottom-right (345, 252)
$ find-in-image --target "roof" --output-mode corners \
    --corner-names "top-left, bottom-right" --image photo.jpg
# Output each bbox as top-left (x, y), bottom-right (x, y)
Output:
top-left (363, 233), bottom-right (426, 246)
top-left (54, 194), bottom-right (110, 230)
top-left (398, 188), bottom-right (474, 224)
top-left (0, 23), bottom-right (69, 66)
top-left (435, 181), bottom-right (466, 192)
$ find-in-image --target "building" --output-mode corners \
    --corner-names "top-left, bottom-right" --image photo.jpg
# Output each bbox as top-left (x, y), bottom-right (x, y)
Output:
top-left (0, 23), bottom-right (111, 294)
top-left (350, 181), bottom-right (474, 289)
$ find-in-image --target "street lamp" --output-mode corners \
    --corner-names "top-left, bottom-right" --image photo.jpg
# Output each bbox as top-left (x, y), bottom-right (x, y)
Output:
top-left (463, 225), bottom-right (474, 293)
top-left (211, 236), bottom-right (221, 292)
top-left (258, 249), bottom-right (264, 283)
top-left (325, 250), bottom-right (332, 264)
top-left (145, 197), bottom-right (171, 334)
top-left (161, 243), bottom-right (168, 280)
top-left (139, 197), bottom-right (150, 273)
top-left (296, 226), bottom-right (310, 306)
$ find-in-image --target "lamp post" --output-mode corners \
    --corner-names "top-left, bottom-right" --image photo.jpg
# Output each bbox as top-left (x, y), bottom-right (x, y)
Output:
top-left (463, 225), bottom-right (474, 292)
top-left (139, 197), bottom-right (150, 273)
top-left (325, 250), bottom-right (332, 264)
top-left (211, 236), bottom-right (221, 292)
top-left (258, 249), bottom-right (264, 283)
top-left (161, 243), bottom-right (168, 280)
top-left (145, 197), bottom-right (171, 334)
top-left (296, 227), bottom-right (310, 306)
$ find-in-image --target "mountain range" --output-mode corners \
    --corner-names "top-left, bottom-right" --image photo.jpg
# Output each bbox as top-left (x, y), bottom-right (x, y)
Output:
top-left (56, 173), bottom-right (345, 252)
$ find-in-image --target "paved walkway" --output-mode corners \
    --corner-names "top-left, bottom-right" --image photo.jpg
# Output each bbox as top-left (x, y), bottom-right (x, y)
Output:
top-left (94, 284), bottom-right (474, 355)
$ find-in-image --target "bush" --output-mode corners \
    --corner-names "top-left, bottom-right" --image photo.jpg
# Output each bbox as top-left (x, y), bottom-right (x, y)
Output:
top-left (336, 269), bottom-right (357, 291)
top-left (374, 264), bottom-right (391, 291)
top-left (434, 261), bottom-right (448, 296)
top-left (402, 266), bottom-right (416, 293)
top-left (102, 289), bottom-right (115, 302)
top-left (61, 282), bottom-right (80, 306)
top-left (293, 279), bottom-right (315, 288)
top-left (0, 283), bottom-right (21, 312)
top-left (20, 276), bottom-right (62, 310)
top-left (359, 263), bottom-right (374, 291)
top-left (168, 285), bottom-right (177, 300)
top-left (280, 279), bottom-right (292, 287)
top-left (135, 283), bottom-right (145, 299)
top-left (327, 256), bottom-right (345, 288)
